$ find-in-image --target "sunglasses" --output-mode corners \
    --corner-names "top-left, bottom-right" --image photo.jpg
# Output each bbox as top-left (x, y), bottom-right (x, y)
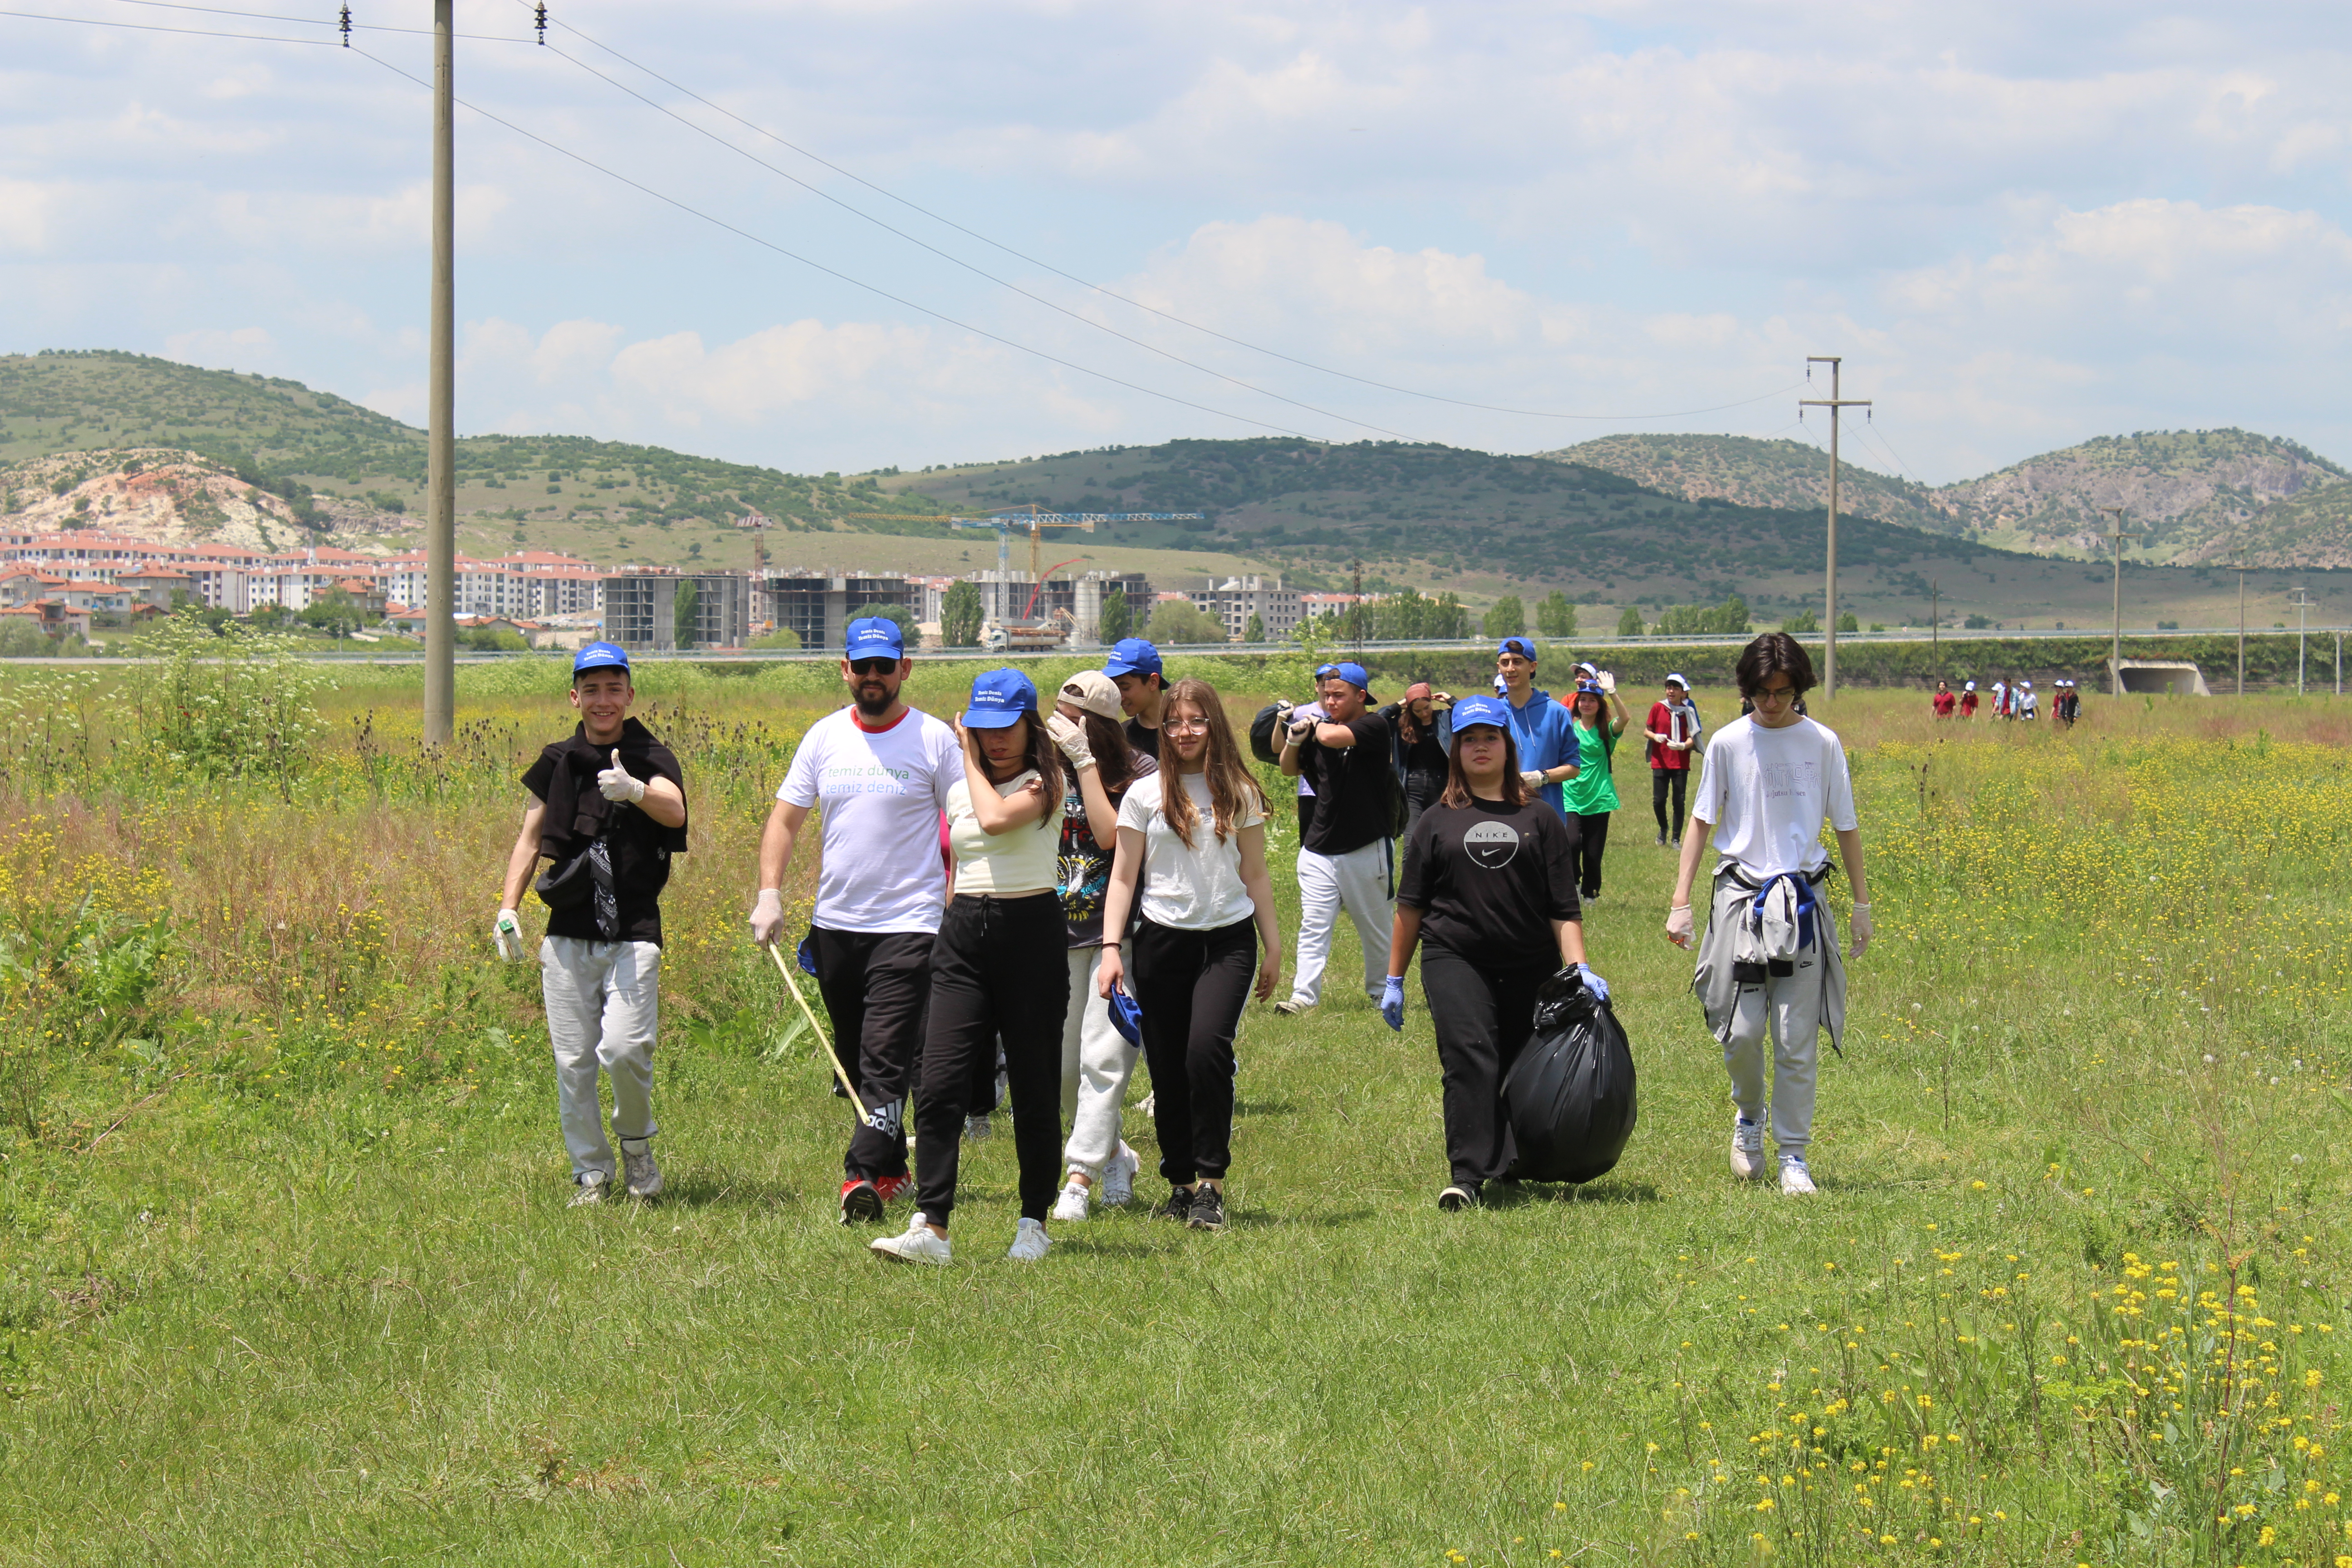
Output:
top-left (848, 658), bottom-right (899, 676)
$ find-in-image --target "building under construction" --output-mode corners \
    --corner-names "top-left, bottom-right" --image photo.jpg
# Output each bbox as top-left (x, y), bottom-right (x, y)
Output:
top-left (603, 569), bottom-right (752, 651)
top-left (758, 570), bottom-right (922, 650)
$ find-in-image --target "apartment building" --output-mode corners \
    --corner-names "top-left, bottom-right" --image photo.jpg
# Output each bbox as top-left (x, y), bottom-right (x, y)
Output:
top-left (1186, 575), bottom-right (1303, 641)
top-left (760, 570), bottom-right (921, 650)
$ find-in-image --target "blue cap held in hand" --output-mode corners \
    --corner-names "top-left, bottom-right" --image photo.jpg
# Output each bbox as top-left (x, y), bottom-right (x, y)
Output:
top-left (1449, 694), bottom-right (1511, 733)
top-left (1107, 983), bottom-right (1144, 1047)
top-left (962, 667), bottom-right (1039, 729)
top-left (573, 640), bottom-right (630, 675)
top-left (1102, 637), bottom-right (1162, 681)
top-left (1496, 636), bottom-right (1538, 662)
top-left (844, 616), bottom-right (904, 661)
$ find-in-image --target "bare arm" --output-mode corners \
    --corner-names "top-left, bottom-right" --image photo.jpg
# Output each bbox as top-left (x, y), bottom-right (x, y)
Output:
top-left (1094, 825), bottom-right (1146, 998)
top-left (1073, 760), bottom-right (1117, 843)
top-left (1553, 916), bottom-right (1588, 968)
top-left (634, 774), bottom-right (686, 830)
top-left (500, 800), bottom-right (547, 910)
top-left (954, 721), bottom-right (1050, 834)
top-left (1671, 816), bottom-right (1715, 910)
top-left (757, 799), bottom-right (812, 891)
top-left (1387, 902), bottom-right (1424, 977)
top-left (1235, 821), bottom-right (1283, 1001)
top-left (1605, 691), bottom-right (1630, 736)
top-left (1834, 825), bottom-right (1868, 905)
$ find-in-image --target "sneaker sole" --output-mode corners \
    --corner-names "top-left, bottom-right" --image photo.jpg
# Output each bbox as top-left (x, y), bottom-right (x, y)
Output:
top-left (869, 1241), bottom-right (950, 1265)
top-left (1437, 1186), bottom-right (1475, 1212)
top-left (840, 1185), bottom-right (885, 1225)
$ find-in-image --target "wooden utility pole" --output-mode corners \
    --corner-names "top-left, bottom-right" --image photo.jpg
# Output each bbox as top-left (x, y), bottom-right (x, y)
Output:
top-left (1800, 357), bottom-right (1869, 700)
top-left (2219, 563), bottom-right (2253, 696)
top-left (422, 0), bottom-right (457, 746)
top-left (2288, 587), bottom-right (2316, 696)
top-left (2098, 506), bottom-right (2140, 695)
top-left (1930, 578), bottom-right (1939, 664)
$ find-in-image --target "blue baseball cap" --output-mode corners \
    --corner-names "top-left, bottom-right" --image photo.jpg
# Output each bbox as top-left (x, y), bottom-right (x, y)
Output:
top-left (1450, 694), bottom-right (1511, 733)
top-left (1102, 638), bottom-right (1162, 680)
top-left (962, 667), bottom-right (1039, 729)
top-left (844, 616), bottom-right (904, 661)
top-left (1496, 636), bottom-right (1538, 661)
top-left (1321, 660), bottom-right (1372, 693)
top-left (573, 641), bottom-right (630, 675)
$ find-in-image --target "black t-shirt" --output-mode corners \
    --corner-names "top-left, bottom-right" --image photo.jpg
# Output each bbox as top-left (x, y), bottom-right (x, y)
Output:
top-left (521, 719), bottom-right (689, 947)
top-left (1298, 709), bottom-right (1394, 856)
top-left (1381, 702), bottom-right (1448, 784)
top-left (1123, 715), bottom-right (1160, 761)
top-left (1398, 796), bottom-right (1581, 967)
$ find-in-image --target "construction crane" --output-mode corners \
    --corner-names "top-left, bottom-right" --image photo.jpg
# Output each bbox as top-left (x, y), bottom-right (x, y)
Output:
top-left (872, 503), bottom-right (1206, 583)
top-left (1023, 555), bottom-right (1090, 621)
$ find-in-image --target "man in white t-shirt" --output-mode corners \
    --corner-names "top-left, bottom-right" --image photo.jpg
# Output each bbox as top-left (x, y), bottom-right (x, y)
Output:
top-left (1665, 633), bottom-right (1872, 1197)
top-left (750, 617), bottom-right (960, 1225)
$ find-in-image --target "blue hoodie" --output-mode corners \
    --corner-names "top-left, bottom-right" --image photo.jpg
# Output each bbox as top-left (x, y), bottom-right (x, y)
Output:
top-left (1502, 684), bottom-right (1579, 817)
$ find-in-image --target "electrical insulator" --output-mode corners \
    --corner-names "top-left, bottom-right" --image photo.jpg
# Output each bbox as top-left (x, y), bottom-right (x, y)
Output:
top-left (338, 4), bottom-right (351, 45)
top-left (535, 3), bottom-right (548, 44)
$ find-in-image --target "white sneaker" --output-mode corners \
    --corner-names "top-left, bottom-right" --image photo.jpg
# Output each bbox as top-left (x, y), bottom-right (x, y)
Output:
top-left (1099, 1142), bottom-right (1140, 1207)
top-left (568, 1170), bottom-right (609, 1207)
top-left (1051, 1178), bottom-right (1091, 1223)
top-left (1273, 1000), bottom-right (1307, 1017)
top-left (870, 1212), bottom-right (952, 1265)
top-left (620, 1139), bottom-right (662, 1199)
top-left (964, 1113), bottom-right (992, 1142)
top-left (1007, 1216), bottom-right (1051, 1262)
top-left (1730, 1117), bottom-right (1768, 1181)
top-left (1779, 1155), bottom-right (1818, 1196)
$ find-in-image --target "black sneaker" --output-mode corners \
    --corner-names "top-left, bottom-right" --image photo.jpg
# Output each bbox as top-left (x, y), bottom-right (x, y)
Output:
top-left (1156, 1186), bottom-right (1194, 1223)
top-left (1186, 1185), bottom-right (1227, 1230)
top-left (1437, 1184), bottom-right (1480, 1212)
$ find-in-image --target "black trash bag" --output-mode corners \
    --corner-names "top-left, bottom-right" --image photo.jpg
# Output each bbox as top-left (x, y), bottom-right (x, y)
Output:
top-left (1501, 968), bottom-right (1638, 1184)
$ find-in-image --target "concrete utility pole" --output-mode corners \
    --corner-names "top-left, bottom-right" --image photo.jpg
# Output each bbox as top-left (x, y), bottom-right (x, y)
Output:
top-left (2219, 562), bottom-right (2253, 696)
top-left (1930, 578), bottom-right (1939, 665)
top-left (2098, 506), bottom-right (2140, 696)
top-left (422, 0), bottom-right (457, 747)
top-left (1800, 357), bottom-right (1869, 701)
top-left (2288, 587), bottom-right (2316, 696)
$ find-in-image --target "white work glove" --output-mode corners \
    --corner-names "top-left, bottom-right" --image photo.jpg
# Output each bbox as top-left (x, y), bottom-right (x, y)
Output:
top-left (1286, 713), bottom-right (1318, 744)
top-left (1847, 902), bottom-right (1873, 960)
top-left (597, 748), bottom-right (647, 804)
top-left (1666, 903), bottom-right (1695, 949)
top-left (494, 907), bottom-right (524, 961)
top-left (1519, 769), bottom-right (1548, 792)
top-left (1045, 711), bottom-right (1096, 770)
top-left (750, 888), bottom-right (786, 947)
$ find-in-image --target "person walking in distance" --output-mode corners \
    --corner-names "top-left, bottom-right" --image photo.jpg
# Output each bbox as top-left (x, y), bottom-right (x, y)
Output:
top-left (1383, 696), bottom-right (1603, 1211)
top-left (751, 617), bottom-right (961, 1225)
top-left (1492, 637), bottom-right (1581, 818)
top-left (870, 671), bottom-right (1070, 1265)
top-left (1932, 680), bottom-right (1956, 720)
top-left (1096, 679), bottom-right (1282, 1230)
top-left (2018, 679), bottom-right (2038, 722)
top-left (1666, 634), bottom-right (1872, 1198)
top-left (1383, 681), bottom-right (1455, 841)
top-left (1104, 637), bottom-right (1167, 760)
top-left (1646, 673), bottom-right (1700, 848)
top-left (1960, 680), bottom-right (1980, 719)
top-left (1560, 676), bottom-right (1629, 903)
top-left (498, 642), bottom-right (689, 1206)
top-left (1047, 670), bottom-right (1156, 1222)
top-left (1276, 660), bottom-right (1397, 1016)
top-left (1990, 676), bottom-right (2009, 721)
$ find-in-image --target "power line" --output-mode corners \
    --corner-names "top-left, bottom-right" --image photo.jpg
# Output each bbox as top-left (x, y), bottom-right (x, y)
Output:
top-left (524, 39), bottom-right (1426, 442)
top-left (502, 0), bottom-right (1802, 425)
top-left (346, 46), bottom-right (1333, 444)
top-left (0, 5), bottom-right (333, 43)
top-left (98, 0), bottom-right (534, 41)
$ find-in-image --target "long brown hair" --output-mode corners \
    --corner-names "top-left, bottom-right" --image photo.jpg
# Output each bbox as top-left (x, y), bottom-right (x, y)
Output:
top-left (1156, 677), bottom-right (1269, 848)
top-left (1438, 722), bottom-right (1524, 810)
top-left (964, 712), bottom-right (1063, 828)
top-left (1080, 709), bottom-right (1138, 794)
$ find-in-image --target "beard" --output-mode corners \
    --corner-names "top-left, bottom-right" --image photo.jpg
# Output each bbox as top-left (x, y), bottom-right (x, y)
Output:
top-left (854, 681), bottom-right (894, 718)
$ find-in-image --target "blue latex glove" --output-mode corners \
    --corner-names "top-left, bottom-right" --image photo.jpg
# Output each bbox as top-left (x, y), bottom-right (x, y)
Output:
top-left (1380, 975), bottom-right (1406, 1032)
top-left (1576, 962), bottom-right (1610, 1005)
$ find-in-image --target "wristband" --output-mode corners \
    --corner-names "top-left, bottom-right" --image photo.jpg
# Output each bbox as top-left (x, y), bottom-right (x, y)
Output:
top-left (1669, 903), bottom-right (1691, 912)
top-left (1850, 901), bottom-right (1872, 912)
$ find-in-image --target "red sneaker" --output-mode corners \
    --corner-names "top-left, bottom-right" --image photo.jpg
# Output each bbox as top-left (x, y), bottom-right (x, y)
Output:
top-left (872, 1173), bottom-right (911, 1205)
top-left (838, 1178), bottom-right (883, 1225)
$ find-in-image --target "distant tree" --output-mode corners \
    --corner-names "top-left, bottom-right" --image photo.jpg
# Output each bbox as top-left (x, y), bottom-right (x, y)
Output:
top-left (851, 601), bottom-right (917, 647)
top-left (249, 603), bottom-right (292, 629)
top-left (1097, 588), bottom-right (1132, 644)
top-left (1655, 595), bottom-right (1751, 637)
top-left (464, 627), bottom-right (530, 652)
top-left (1244, 612), bottom-right (1266, 644)
top-left (1616, 605), bottom-right (1645, 638)
top-left (1431, 592), bottom-right (1470, 639)
top-left (1835, 611), bottom-right (1859, 633)
top-left (749, 627), bottom-right (803, 650)
top-left (674, 580), bottom-right (700, 649)
top-left (1372, 587), bottom-right (1431, 641)
top-left (1784, 608), bottom-right (1820, 634)
top-left (1536, 591), bottom-right (1577, 638)
top-left (942, 581), bottom-right (984, 647)
top-left (1147, 600), bottom-right (1229, 645)
top-left (1482, 595), bottom-right (1524, 638)
top-left (1962, 613), bottom-right (1993, 629)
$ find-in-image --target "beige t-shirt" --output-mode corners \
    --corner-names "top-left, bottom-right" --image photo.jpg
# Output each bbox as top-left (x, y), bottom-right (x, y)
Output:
top-left (946, 768), bottom-right (1063, 896)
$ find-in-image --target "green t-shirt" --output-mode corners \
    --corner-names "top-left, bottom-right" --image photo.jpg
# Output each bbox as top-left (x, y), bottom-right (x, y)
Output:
top-left (1560, 719), bottom-right (1620, 816)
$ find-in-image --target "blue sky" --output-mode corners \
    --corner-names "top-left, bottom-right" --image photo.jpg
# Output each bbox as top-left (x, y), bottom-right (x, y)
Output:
top-left (5, 1), bottom-right (2352, 482)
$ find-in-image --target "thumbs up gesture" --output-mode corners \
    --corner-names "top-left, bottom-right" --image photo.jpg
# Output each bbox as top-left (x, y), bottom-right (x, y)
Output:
top-left (596, 747), bottom-right (647, 804)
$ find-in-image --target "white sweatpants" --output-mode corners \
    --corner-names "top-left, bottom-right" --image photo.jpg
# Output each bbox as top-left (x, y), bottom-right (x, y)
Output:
top-left (1060, 943), bottom-right (1136, 1176)
top-left (1290, 839), bottom-right (1394, 1008)
top-left (540, 935), bottom-right (661, 1180)
top-left (1722, 967), bottom-right (1821, 1158)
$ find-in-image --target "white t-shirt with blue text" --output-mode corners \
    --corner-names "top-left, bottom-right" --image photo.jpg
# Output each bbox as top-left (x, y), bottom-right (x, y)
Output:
top-left (779, 706), bottom-right (961, 933)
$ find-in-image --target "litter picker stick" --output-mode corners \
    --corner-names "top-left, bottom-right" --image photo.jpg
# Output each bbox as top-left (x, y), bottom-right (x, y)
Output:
top-left (765, 942), bottom-right (867, 1124)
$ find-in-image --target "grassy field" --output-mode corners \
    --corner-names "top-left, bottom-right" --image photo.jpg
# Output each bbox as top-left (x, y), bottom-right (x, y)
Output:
top-left (3, 651), bottom-right (2351, 1566)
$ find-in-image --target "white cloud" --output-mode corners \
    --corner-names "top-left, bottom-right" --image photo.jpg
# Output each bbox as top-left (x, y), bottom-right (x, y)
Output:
top-left (161, 324), bottom-right (279, 370)
top-left (0, 180), bottom-right (58, 251)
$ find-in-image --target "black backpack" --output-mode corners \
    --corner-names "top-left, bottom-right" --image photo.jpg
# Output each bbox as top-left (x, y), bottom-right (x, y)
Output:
top-left (1249, 704), bottom-right (1286, 767)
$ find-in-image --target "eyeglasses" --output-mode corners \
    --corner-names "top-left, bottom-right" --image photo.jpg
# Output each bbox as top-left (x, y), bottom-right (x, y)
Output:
top-left (1752, 684), bottom-right (1797, 704)
top-left (848, 658), bottom-right (898, 676)
top-left (1164, 717), bottom-right (1210, 733)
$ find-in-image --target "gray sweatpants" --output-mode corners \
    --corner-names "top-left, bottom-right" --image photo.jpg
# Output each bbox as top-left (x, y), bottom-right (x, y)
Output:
top-left (1695, 872), bottom-right (1840, 1158)
top-left (540, 935), bottom-right (661, 1181)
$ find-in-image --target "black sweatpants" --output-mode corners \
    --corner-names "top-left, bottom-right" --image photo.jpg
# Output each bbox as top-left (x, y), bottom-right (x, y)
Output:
top-left (1574, 809), bottom-right (1612, 899)
top-left (1651, 768), bottom-right (1688, 842)
top-left (1420, 945), bottom-right (1553, 1188)
top-left (912, 893), bottom-right (1069, 1225)
top-left (812, 927), bottom-right (933, 1182)
top-left (1130, 915), bottom-right (1259, 1186)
